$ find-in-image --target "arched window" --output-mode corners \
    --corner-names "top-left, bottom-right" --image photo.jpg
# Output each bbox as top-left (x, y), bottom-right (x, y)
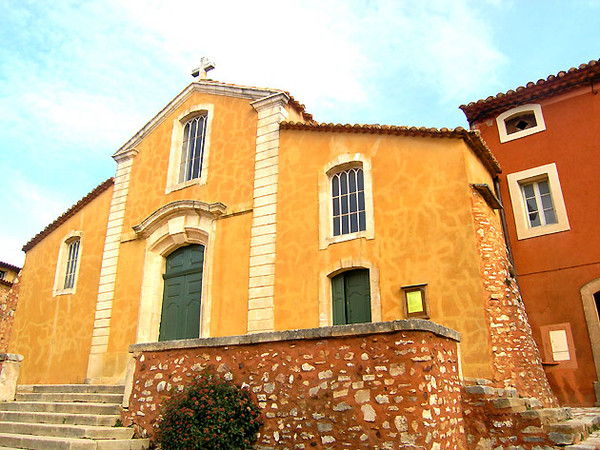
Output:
top-left (331, 167), bottom-right (366, 236)
top-left (53, 231), bottom-right (82, 296)
top-left (179, 115), bottom-right (208, 183)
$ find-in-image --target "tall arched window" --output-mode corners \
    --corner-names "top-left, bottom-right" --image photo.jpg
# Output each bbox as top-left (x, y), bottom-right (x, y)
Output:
top-left (179, 115), bottom-right (208, 183)
top-left (331, 167), bottom-right (366, 236)
top-left (63, 238), bottom-right (81, 289)
top-left (53, 231), bottom-right (82, 296)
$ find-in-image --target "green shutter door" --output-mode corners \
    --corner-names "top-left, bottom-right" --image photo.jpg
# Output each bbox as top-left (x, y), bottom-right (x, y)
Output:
top-left (159, 245), bottom-right (204, 341)
top-left (331, 269), bottom-right (371, 325)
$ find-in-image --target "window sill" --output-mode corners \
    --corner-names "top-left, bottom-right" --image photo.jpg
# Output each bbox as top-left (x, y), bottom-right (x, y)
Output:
top-left (322, 231), bottom-right (374, 249)
top-left (165, 177), bottom-right (206, 194)
top-left (53, 288), bottom-right (76, 297)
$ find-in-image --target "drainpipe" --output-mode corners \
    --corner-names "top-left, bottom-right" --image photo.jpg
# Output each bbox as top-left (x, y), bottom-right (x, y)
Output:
top-left (493, 177), bottom-right (519, 283)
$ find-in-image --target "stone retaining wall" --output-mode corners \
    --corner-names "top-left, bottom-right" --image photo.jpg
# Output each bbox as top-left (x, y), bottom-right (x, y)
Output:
top-left (123, 320), bottom-right (467, 449)
top-left (471, 190), bottom-right (557, 407)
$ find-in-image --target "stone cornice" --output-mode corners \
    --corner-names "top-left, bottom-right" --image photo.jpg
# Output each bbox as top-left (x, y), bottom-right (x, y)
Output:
top-left (250, 92), bottom-right (290, 112)
top-left (133, 200), bottom-right (227, 238)
top-left (129, 319), bottom-right (460, 352)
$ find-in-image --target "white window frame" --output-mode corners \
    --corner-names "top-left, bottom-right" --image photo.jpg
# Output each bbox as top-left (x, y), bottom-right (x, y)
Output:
top-left (496, 104), bottom-right (546, 143)
top-left (318, 154), bottom-right (375, 249)
top-left (165, 104), bottom-right (214, 193)
top-left (507, 163), bottom-right (570, 240)
top-left (53, 230), bottom-right (82, 296)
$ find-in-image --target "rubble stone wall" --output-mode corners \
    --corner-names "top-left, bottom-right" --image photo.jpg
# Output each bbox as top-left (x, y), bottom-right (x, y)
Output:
top-left (0, 276), bottom-right (19, 354)
top-left (471, 190), bottom-right (558, 407)
top-left (123, 320), bottom-right (467, 449)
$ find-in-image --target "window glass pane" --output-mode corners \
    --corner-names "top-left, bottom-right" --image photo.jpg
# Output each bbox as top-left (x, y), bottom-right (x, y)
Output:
top-left (180, 115), bottom-right (207, 182)
top-left (349, 193), bottom-right (357, 213)
top-left (526, 198), bottom-right (538, 213)
top-left (358, 211), bottom-right (366, 231)
top-left (333, 217), bottom-right (341, 236)
top-left (348, 170), bottom-right (357, 192)
top-left (332, 197), bottom-right (340, 216)
top-left (332, 175), bottom-right (339, 196)
top-left (341, 215), bottom-right (349, 234)
top-left (537, 180), bottom-right (550, 195)
top-left (544, 209), bottom-right (558, 225)
top-left (341, 194), bottom-right (349, 214)
top-left (340, 173), bottom-right (348, 195)
top-left (357, 169), bottom-right (364, 190)
top-left (540, 193), bottom-right (553, 209)
top-left (358, 191), bottom-right (365, 211)
top-left (529, 211), bottom-right (541, 227)
top-left (349, 213), bottom-right (358, 232)
top-left (522, 184), bottom-right (535, 197)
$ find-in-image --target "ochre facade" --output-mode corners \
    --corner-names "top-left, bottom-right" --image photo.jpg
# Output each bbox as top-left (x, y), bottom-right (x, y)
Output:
top-left (8, 79), bottom-right (553, 405)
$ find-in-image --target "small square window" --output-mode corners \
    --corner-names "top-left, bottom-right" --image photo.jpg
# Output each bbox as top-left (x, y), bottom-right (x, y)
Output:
top-left (540, 323), bottom-right (577, 368)
top-left (401, 284), bottom-right (429, 319)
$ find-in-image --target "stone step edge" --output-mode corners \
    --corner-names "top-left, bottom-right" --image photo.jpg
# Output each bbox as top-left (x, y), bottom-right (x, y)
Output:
top-left (0, 432), bottom-right (149, 450)
top-left (0, 420), bottom-right (134, 435)
top-left (17, 385), bottom-right (125, 393)
top-left (0, 410), bottom-right (120, 426)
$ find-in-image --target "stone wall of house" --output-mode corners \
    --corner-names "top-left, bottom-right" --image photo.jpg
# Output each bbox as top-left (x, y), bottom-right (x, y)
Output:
top-left (122, 320), bottom-right (467, 449)
top-left (0, 275), bottom-right (19, 354)
top-left (471, 190), bottom-right (557, 407)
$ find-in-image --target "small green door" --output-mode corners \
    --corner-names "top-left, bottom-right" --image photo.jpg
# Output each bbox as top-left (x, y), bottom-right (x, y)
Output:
top-left (332, 269), bottom-right (371, 325)
top-left (159, 245), bottom-right (204, 341)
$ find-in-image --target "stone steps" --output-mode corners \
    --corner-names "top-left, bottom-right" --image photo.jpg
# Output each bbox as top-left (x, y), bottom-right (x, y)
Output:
top-left (0, 384), bottom-right (149, 449)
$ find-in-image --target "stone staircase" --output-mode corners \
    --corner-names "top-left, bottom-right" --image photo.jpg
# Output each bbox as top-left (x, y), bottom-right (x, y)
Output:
top-left (463, 378), bottom-right (600, 448)
top-left (0, 384), bottom-right (149, 449)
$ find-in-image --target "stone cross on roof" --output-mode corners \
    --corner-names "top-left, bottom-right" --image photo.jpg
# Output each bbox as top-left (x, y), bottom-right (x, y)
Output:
top-left (191, 57), bottom-right (215, 80)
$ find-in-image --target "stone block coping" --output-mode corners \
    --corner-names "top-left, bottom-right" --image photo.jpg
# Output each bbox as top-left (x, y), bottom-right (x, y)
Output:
top-left (0, 353), bottom-right (23, 363)
top-left (129, 319), bottom-right (460, 353)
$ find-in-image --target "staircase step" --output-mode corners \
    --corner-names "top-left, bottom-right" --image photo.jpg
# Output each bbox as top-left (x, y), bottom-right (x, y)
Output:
top-left (97, 439), bottom-right (150, 449)
top-left (0, 432), bottom-right (97, 449)
top-left (0, 402), bottom-right (120, 415)
top-left (520, 407), bottom-right (573, 425)
top-left (0, 421), bottom-right (134, 440)
top-left (17, 385), bottom-right (125, 395)
top-left (0, 411), bottom-right (120, 427)
top-left (16, 393), bottom-right (123, 404)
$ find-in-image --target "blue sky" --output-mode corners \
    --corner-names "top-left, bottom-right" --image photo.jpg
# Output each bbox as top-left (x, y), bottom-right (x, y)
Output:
top-left (1, 0), bottom-right (599, 267)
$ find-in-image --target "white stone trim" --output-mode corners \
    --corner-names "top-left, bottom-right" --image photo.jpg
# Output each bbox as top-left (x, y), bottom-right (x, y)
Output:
top-left (318, 154), bottom-right (375, 249)
top-left (496, 104), bottom-right (546, 143)
top-left (318, 259), bottom-right (382, 327)
top-left (246, 93), bottom-right (290, 333)
top-left (165, 104), bottom-right (214, 193)
top-left (86, 147), bottom-right (137, 382)
top-left (52, 230), bottom-right (83, 296)
top-left (506, 163), bottom-right (570, 240)
top-left (134, 201), bottom-right (222, 344)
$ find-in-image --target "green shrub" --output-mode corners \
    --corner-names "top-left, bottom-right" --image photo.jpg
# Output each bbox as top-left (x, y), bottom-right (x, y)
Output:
top-left (155, 373), bottom-right (263, 449)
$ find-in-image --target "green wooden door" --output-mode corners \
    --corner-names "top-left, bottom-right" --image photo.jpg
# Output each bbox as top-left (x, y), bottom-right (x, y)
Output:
top-left (159, 244), bottom-right (204, 341)
top-left (332, 269), bottom-right (371, 325)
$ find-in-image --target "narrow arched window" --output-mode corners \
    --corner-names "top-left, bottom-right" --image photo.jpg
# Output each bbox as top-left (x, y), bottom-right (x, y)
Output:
top-left (63, 238), bottom-right (80, 289)
top-left (179, 115), bottom-right (208, 183)
top-left (331, 167), bottom-right (366, 236)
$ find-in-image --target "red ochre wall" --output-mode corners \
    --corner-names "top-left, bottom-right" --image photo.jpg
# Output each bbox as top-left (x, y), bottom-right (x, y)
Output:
top-left (123, 321), bottom-right (467, 449)
top-left (473, 87), bottom-right (600, 405)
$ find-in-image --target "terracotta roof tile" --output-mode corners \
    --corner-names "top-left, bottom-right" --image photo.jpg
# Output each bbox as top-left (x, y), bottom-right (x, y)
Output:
top-left (0, 261), bottom-right (21, 273)
top-left (460, 58), bottom-right (600, 123)
top-left (22, 178), bottom-right (114, 252)
top-left (280, 121), bottom-right (501, 175)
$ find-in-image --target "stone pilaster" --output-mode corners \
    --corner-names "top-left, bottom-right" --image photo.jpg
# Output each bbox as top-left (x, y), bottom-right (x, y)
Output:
top-left (247, 93), bottom-right (289, 333)
top-left (86, 148), bottom-right (138, 382)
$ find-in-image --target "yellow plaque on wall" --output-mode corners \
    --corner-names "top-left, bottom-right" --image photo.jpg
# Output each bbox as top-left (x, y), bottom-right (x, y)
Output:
top-left (406, 290), bottom-right (424, 314)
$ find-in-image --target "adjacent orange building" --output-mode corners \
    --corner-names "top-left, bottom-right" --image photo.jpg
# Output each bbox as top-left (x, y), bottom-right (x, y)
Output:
top-left (461, 59), bottom-right (600, 406)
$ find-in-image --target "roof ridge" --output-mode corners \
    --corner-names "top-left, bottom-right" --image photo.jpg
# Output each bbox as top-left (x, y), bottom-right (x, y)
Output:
top-left (280, 121), bottom-right (500, 175)
top-left (460, 58), bottom-right (600, 123)
top-left (22, 178), bottom-right (115, 252)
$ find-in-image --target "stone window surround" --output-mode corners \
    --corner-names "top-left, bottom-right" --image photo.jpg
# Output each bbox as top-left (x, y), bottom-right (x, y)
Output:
top-left (133, 200), bottom-right (226, 344)
top-left (539, 322), bottom-right (577, 369)
top-left (506, 163), bottom-right (570, 240)
top-left (52, 230), bottom-right (82, 297)
top-left (318, 258), bottom-right (382, 327)
top-left (496, 103), bottom-right (546, 143)
top-left (165, 104), bottom-right (214, 194)
top-left (580, 278), bottom-right (600, 398)
top-left (318, 153), bottom-right (375, 249)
